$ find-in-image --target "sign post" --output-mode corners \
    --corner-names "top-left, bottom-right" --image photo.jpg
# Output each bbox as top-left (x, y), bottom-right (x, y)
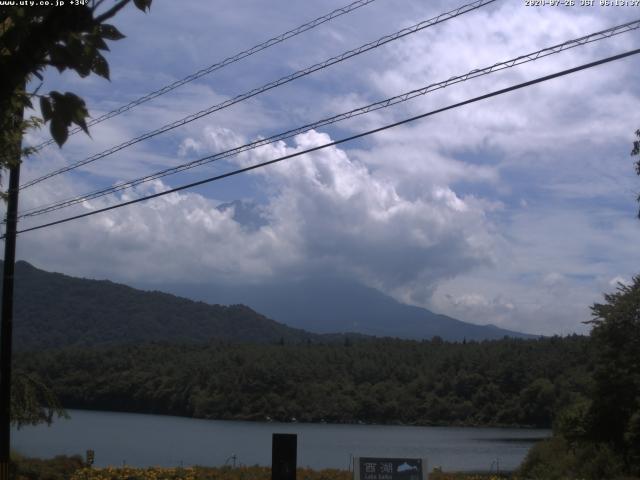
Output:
top-left (272, 433), bottom-right (297, 480)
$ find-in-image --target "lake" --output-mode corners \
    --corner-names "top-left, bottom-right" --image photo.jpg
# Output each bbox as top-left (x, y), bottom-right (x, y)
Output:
top-left (13, 409), bottom-right (549, 472)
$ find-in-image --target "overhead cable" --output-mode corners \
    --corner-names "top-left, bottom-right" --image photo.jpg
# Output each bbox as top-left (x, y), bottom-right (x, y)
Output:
top-left (21, 0), bottom-right (379, 156)
top-left (19, 18), bottom-right (640, 219)
top-left (10, 47), bottom-right (640, 237)
top-left (20, 0), bottom-right (496, 189)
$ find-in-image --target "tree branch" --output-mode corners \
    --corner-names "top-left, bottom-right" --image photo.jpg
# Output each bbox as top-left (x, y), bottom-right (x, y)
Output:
top-left (94, 0), bottom-right (131, 23)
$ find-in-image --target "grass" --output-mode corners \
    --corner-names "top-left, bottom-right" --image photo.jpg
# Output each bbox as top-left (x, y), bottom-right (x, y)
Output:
top-left (10, 455), bottom-right (513, 480)
top-left (69, 466), bottom-right (512, 480)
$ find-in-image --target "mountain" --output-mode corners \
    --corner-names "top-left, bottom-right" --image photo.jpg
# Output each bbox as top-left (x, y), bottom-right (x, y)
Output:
top-left (3, 261), bottom-right (329, 351)
top-left (216, 199), bottom-right (268, 230)
top-left (3, 260), bottom-right (534, 350)
top-left (153, 276), bottom-right (537, 341)
top-left (166, 199), bottom-right (536, 341)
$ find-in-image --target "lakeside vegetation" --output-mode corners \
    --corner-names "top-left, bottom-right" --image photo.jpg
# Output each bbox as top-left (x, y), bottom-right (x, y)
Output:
top-left (68, 466), bottom-right (511, 480)
top-left (14, 276), bottom-right (640, 478)
top-left (11, 458), bottom-right (511, 480)
top-left (11, 453), bottom-right (84, 480)
top-left (516, 276), bottom-right (640, 479)
top-left (9, 453), bottom-right (518, 480)
top-left (18, 335), bottom-right (590, 428)
top-left (10, 246), bottom-right (640, 480)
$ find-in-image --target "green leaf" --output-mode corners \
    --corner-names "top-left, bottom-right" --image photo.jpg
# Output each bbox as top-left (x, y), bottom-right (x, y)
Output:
top-left (47, 92), bottom-right (90, 142)
top-left (49, 91), bottom-right (72, 124)
top-left (74, 115), bottom-right (90, 136)
top-left (62, 92), bottom-right (87, 120)
top-left (50, 117), bottom-right (68, 147)
top-left (99, 24), bottom-right (125, 41)
top-left (90, 34), bottom-right (110, 52)
top-left (48, 45), bottom-right (72, 72)
top-left (62, 92), bottom-right (86, 109)
top-left (91, 51), bottom-right (109, 80)
top-left (69, 100), bottom-right (90, 135)
top-left (40, 97), bottom-right (53, 122)
top-left (133, 0), bottom-right (152, 12)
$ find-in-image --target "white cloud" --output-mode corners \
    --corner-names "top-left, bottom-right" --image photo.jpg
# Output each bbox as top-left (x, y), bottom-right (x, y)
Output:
top-left (9, 0), bottom-right (640, 336)
top-left (16, 130), bottom-right (498, 311)
top-left (608, 275), bottom-right (629, 287)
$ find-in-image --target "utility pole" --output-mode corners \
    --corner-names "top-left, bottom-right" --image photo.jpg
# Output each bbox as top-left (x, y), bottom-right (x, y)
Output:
top-left (0, 106), bottom-right (22, 480)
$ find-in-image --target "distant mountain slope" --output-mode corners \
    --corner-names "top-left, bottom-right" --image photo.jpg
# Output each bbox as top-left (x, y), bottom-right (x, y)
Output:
top-left (3, 261), bottom-right (324, 351)
top-left (158, 276), bottom-right (537, 341)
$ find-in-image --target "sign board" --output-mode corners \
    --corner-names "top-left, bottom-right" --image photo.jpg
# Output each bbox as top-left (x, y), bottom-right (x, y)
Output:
top-left (354, 457), bottom-right (427, 480)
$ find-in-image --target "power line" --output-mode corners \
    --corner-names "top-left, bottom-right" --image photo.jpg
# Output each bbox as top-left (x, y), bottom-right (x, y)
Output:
top-left (11, 47), bottom-right (640, 238)
top-left (21, 0), bottom-right (378, 156)
top-left (20, 0), bottom-right (496, 190)
top-left (18, 18), bottom-right (640, 219)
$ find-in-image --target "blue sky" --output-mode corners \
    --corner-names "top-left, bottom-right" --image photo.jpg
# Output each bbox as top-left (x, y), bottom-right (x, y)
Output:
top-left (11, 0), bottom-right (640, 335)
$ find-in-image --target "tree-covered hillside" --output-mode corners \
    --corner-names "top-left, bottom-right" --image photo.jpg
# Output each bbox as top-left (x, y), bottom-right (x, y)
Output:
top-left (19, 335), bottom-right (591, 428)
top-left (4, 261), bottom-right (327, 350)
top-left (5, 261), bottom-right (534, 350)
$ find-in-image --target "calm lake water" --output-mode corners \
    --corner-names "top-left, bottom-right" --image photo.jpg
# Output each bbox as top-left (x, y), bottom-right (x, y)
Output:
top-left (13, 410), bottom-right (550, 472)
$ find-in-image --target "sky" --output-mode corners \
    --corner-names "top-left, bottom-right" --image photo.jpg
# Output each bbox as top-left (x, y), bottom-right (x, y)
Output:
top-left (8, 0), bottom-right (640, 336)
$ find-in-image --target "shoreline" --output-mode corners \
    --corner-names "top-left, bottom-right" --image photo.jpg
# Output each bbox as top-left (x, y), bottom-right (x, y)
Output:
top-left (54, 406), bottom-right (552, 431)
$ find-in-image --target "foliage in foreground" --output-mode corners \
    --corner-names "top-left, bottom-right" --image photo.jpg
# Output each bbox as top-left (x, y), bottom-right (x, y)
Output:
top-left (1, 0), bottom-right (152, 166)
top-left (517, 436), bottom-right (630, 480)
top-left (517, 276), bottom-right (640, 479)
top-left (11, 453), bottom-right (84, 480)
top-left (9, 455), bottom-right (515, 480)
top-left (69, 466), bottom-right (350, 480)
top-left (10, 369), bottom-right (66, 428)
top-left (8, 458), bottom-right (515, 480)
top-left (67, 466), bottom-right (509, 480)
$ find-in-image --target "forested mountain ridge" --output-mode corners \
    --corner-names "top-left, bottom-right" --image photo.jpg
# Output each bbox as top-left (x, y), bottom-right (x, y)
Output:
top-left (4, 261), bottom-right (327, 350)
top-left (19, 335), bottom-right (591, 428)
top-left (4, 261), bottom-right (533, 349)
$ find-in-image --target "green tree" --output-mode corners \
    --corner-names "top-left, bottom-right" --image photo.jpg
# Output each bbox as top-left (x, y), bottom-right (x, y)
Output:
top-left (586, 276), bottom-right (640, 475)
top-left (522, 277), bottom-right (640, 478)
top-left (0, 0), bottom-right (152, 426)
top-left (10, 369), bottom-right (66, 428)
top-left (0, 0), bottom-right (152, 169)
top-left (521, 133), bottom-right (640, 478)
top-left (519, 377), bottom-right (555, 426)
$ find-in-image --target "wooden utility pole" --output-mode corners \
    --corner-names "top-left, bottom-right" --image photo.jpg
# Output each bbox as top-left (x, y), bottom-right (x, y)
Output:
top-left (0, 108), bottom-right (22, 480)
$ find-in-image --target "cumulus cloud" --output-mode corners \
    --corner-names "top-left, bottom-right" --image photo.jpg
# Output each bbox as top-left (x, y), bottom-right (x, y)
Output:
top-left (9, 0), bottom-right (640, 336)
top-left (17, 130), bottom-right (497, 305)
top-left (608, 275), bottom-right (629, 288)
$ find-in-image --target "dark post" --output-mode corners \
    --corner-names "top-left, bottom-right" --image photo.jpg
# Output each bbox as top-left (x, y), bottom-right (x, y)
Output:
top-left (85, 449), bottom-right (95, 467)
top-left (0, 119), bottom-right (22, 480)
top-left (272, 433), bottom-right (297, 480)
